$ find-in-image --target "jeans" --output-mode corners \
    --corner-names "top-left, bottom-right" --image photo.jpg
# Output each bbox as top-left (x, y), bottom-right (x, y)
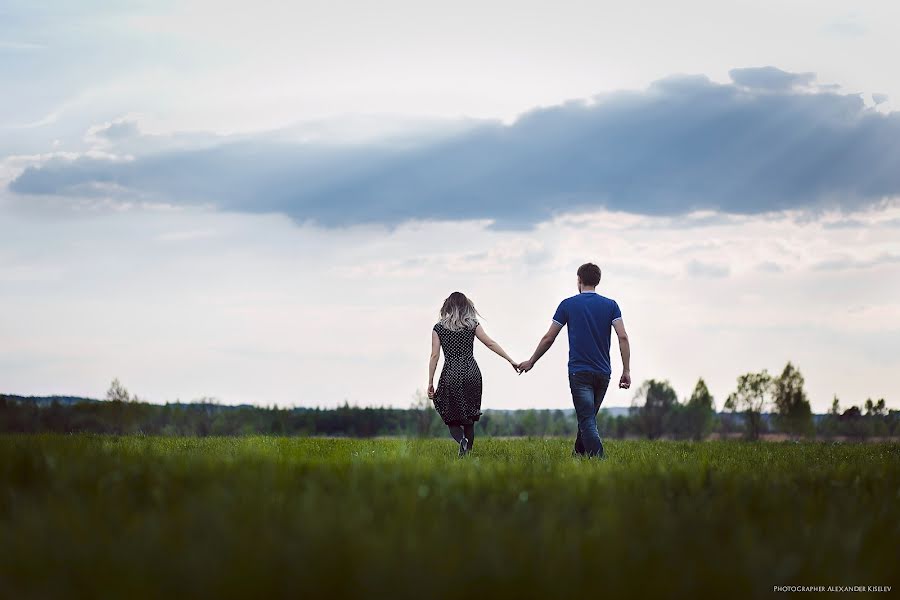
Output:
top-left (569, 370), bottom-right (611, 458)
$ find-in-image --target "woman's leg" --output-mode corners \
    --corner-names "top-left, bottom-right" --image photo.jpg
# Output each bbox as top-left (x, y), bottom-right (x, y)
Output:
top-left (448, 425), bottom-right (464, 444)
top-left (463, 423), bottom-right (475, 450)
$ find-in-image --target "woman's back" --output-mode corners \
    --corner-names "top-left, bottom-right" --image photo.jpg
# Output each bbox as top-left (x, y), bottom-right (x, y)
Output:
top-left (434, 322), bottom-right (477, 362)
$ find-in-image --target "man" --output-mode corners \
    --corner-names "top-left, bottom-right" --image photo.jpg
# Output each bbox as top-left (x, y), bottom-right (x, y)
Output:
top-left (517, 263), bottom-right (631, 458)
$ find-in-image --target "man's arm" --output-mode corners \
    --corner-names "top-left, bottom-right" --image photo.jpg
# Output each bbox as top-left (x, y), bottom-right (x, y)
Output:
top-left (613, 319), bottom-right (631, 389)
top-left (517, 322), bottom-right (563, 373)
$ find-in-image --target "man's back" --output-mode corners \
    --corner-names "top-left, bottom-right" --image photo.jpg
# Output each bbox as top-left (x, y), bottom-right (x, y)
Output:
top-left (552, 291), bottom-right (622, 376)
top-left (517, 262), bottom-right (630, 458)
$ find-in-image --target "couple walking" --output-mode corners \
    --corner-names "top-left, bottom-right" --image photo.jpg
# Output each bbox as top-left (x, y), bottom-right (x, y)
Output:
top-left (427, 262), bottom-right (631, 457)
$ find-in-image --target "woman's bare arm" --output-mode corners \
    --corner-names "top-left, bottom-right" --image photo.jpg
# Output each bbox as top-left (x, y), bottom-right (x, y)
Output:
top-left (474, 324), bottom-right (518, 370)
top-left (428, 330), bottom-right (441, 398)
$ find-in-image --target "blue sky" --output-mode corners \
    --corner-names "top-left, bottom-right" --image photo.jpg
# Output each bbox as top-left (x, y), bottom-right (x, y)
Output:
top-left (1, 1), bottom-right (899, 410)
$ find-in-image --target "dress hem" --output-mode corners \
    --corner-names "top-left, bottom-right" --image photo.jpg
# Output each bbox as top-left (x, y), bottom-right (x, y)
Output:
top-left (442, 412), bottom-right (482, 427)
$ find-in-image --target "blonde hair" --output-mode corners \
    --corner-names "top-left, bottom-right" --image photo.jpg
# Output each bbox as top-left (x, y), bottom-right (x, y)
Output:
top-left (439, 291), bottom-right (480, 331)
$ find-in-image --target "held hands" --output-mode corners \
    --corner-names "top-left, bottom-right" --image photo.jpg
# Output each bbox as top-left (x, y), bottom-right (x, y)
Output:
top-left (427, 384), bottom-right (435, 399)
top-left (515, 359), bottom-right (534, 375)
top-left (619, 371), bottom-right (631, 389)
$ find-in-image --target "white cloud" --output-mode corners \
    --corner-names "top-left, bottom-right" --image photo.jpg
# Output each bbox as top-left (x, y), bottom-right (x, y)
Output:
top-left (0, 201), bottom-right (897, 411)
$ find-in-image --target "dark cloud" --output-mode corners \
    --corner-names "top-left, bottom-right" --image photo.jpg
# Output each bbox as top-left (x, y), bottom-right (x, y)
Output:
top-left (9, 67), bottom-right (900, 228)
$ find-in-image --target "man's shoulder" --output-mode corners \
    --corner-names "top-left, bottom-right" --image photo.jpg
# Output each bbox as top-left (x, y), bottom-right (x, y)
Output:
top-left (586, 294), bottom-right (620, 315)
top-left (558, 294), bottom-right (586, 309)
top-left (566, 293), bottom-right (617, 304)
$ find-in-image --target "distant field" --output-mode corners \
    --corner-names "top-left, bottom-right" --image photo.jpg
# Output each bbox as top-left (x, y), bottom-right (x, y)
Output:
top-left (1, 436), bottom-right (897, 599)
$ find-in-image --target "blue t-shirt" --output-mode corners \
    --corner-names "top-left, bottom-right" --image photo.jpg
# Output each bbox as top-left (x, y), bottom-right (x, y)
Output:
top-left (552, 291), bottom-right (622, 376)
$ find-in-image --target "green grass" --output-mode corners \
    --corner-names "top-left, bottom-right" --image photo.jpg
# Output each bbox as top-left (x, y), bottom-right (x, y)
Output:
top-left (1, 435), bottom-right (898, 599)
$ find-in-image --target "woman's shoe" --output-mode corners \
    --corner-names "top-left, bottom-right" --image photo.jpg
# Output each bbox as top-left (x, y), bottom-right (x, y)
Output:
top-left (458, 436), bottom-right (469, 457)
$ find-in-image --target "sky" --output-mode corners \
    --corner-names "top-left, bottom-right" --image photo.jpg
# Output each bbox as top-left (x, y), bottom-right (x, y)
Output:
top-left (1, 0), bottom-right (899, 411)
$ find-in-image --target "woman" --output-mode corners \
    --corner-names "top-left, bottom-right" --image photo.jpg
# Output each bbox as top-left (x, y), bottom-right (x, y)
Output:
top-left (428, 292), bottom-right (518, 456)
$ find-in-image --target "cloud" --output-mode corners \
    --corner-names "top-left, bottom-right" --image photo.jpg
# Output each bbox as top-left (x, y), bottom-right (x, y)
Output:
top-left (812, 253), bottom-right (900, 271)
top-left (8, 67), bottom-right (900, 228)
top-left (728, 66), bottom-right (816, 91)
top-left (756, 261), bottom-right (784, 274)
top-left (823, 16), bottom-right (868, 37)
top-left (90, 119), bottom-right (141, 141)
top-left (686, 260), bottom-right (730, 279)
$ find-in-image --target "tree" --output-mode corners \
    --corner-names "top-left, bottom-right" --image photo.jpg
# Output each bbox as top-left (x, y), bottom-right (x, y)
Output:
top-left (830, 396), bottom-right (840, 416)
top-left (864, 398), bottom-right (886, 416)
top-left (773, 362), bottom-right (813, 437)
top-left (818, 395), bottom-right (842, 437)
top-left (106, 378), bottom-right (133, 403)
top-left (887, 410), bottom-right (900, 437)
top-left (724, 370), bottom-right (773, 441)
top-left (520, 410), bottom-right (539, 436)
top-left (105, 378), bottom-right (135, 434)
top-left (839, 405), bottom-right (868, 440)
top-left (632, 379), bottom-right (678, 439)
top-left (684, 378), bottom-right (715, 441)
top-left (841, 406), bottom-right (862, 419)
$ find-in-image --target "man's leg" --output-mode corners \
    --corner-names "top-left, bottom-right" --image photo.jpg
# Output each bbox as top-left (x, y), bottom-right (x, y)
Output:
top-left (590, 374), bottom-right (612, 458)
top-left (573, 429), bottom-right (585, 456)
top-left (569, 372), bottom-right (602, 457)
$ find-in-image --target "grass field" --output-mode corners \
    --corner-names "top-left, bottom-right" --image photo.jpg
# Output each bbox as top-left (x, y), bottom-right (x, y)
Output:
top-left (1, 435), bottom-right (898, 599)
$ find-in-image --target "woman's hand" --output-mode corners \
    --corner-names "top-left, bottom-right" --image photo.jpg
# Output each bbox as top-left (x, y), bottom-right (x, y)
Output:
top-left (427, 384), bottom-right (435, 399)
top-left (509, 360), bottom-right (520, 372)
top-left (516, 359), bottom-right (534, 374)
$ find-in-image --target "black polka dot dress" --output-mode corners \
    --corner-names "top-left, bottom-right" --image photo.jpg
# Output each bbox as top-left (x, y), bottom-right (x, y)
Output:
top-left (433, 322), bottom-right (483, 426)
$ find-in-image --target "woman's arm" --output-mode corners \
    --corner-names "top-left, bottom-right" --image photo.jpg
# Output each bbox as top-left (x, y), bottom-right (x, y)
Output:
top-left (428, 330), bottom-right (441, 398)
top-left (474, 324), bottom-right (518, 371)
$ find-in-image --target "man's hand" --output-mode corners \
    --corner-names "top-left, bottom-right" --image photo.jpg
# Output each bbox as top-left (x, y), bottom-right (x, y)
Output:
top-left (518, 323), bottom-right (561, 375)
top-left (618, 371), bottom-right (631, 389)
top-left (427, 384), bottom-right (435, 399)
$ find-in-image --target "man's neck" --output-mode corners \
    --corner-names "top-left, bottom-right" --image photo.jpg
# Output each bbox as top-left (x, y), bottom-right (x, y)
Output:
top-left (580, 287), bottom-right (597, 293)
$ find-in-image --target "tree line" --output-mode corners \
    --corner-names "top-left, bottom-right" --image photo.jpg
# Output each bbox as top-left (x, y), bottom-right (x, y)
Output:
top-left (627, 363), bottom-right (896, 440)
top-left (1, 366), bottom-right (896, 439)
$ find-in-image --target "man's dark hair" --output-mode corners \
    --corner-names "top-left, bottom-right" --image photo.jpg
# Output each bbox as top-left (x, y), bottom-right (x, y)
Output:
top-left (577, 263), bottom-right (602, 287)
